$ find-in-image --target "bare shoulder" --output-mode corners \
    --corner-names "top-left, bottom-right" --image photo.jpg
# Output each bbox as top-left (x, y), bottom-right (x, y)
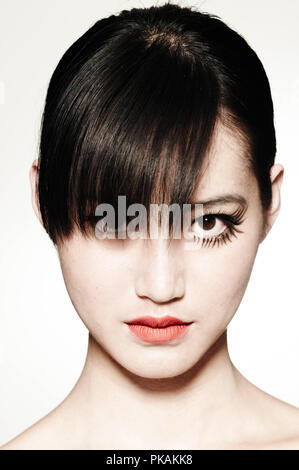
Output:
top-left (229, 370), bottom-right (299, 449)
top-left (0, 403), bottom-right (77, 450)
top-left (271, 434), bottom-right (299, 450)
top-left (246, 431), bottom-right (299, 450)
top-left (0, 414), bottom-right (59, 450)
top-left (264, 402), bottom-right (299, 449)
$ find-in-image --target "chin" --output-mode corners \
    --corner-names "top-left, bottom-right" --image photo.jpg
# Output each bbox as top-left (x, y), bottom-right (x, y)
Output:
top-left (116, 353), bottom-right (200, 380)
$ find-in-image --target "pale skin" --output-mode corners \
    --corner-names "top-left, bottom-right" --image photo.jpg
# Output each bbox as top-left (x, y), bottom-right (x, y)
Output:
top-left (1, 122), bottom-right (299, 450)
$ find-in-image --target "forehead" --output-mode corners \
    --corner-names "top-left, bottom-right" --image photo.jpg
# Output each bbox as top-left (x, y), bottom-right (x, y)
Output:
top-left (193, 122), bottom-right (254, 200)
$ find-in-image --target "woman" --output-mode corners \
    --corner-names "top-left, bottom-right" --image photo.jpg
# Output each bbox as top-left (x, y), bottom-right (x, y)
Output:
top-left (1, 2), bottom-right (299, 450)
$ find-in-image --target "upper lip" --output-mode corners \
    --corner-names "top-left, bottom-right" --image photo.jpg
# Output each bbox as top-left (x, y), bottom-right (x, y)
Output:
top-left (125, 315), bottom-right (193, 328)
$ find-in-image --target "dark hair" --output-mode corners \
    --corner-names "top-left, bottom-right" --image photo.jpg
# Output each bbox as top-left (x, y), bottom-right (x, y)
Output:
top-left (37, 1), bottom-right (276, 245)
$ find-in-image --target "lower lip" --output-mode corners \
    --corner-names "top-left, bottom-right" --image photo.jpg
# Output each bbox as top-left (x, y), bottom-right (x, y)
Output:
top-left (126, 323), bottom-right (192, 343)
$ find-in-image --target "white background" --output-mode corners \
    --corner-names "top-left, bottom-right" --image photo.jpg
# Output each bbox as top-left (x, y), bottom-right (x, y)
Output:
top-left (0, 0), bottom-right (298, 445)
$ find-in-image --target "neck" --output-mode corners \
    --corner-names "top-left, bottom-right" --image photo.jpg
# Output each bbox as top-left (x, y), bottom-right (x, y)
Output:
top-left (63, 330), bottom-right (248, 448)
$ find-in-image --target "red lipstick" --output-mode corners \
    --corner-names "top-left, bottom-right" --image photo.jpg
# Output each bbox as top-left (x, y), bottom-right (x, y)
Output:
top-left (125, 315), bottom-right (193, 343)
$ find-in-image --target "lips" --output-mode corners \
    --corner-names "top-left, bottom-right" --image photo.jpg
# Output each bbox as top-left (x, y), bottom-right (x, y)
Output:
top-left (126, 315), bottom-right (192, 327)
top-left (125, 315), bottom-right (193, 343)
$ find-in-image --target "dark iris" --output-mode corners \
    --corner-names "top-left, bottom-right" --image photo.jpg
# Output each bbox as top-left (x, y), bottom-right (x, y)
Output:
top-left (202, 215), bottom-right (216, 231)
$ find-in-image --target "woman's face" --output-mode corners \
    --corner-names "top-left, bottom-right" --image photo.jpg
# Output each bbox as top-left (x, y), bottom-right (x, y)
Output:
top-left (41, 123), bottom-right (269, 379)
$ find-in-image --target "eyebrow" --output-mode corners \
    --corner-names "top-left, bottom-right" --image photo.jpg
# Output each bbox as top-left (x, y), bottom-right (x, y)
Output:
top-left (190, 194), bottom-right (248, 208)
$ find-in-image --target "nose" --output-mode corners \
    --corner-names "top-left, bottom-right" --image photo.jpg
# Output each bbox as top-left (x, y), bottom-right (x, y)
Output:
top-left (134, 237), bottom-right (185, 304)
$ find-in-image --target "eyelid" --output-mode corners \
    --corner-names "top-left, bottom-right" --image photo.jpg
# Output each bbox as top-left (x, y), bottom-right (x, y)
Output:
top-left (197, 205), bottom-right (246, 222)
top-left (191, 211), bottom-right (239, 227)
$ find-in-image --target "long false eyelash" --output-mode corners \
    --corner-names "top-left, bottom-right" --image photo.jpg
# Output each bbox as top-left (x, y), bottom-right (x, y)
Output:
top-left (192, 206), bottom-right (246, 248)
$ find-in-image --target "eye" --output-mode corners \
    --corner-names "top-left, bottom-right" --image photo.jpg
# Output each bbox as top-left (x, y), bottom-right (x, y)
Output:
top-left (188, 209), bottom-right (246, 248)
top-left (191, 214), bottom-right (226, 238)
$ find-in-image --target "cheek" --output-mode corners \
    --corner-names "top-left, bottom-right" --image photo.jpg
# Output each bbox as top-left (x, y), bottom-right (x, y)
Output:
top-left (187, 227), bottom-right (259, 331)
top-left (58, 244), bottom-right (128, 327)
